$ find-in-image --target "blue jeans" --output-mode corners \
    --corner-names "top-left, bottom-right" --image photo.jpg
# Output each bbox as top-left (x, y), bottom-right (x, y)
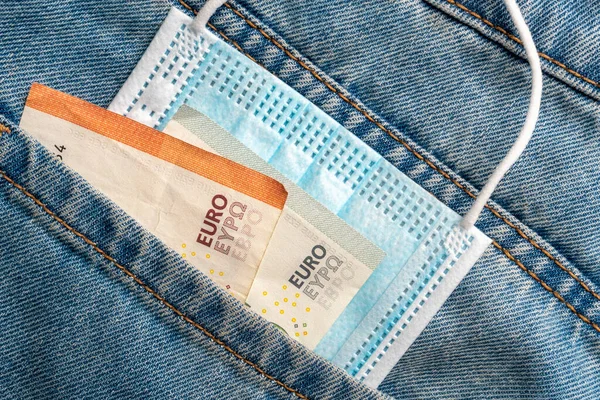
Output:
top-left (1, 0), bottom-right (599, 398)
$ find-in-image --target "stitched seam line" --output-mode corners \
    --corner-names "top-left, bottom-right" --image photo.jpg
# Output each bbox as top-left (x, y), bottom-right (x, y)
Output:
top-left (492, 240), bottom-right (600, 333)
top-left (445, 0), bottom-right (600, 88)
top-left (0, 169), bottom-right (309, 400)
top-left (0, 124), bottom-right (10, 136)
top-left (177, 0), bottom-right (600, 304)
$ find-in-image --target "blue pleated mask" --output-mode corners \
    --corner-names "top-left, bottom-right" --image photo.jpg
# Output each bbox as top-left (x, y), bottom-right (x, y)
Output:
top-left (109, 7), bottom-right (491, 387)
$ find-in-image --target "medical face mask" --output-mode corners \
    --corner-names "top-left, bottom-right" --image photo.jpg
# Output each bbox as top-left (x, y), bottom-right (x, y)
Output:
top-left (109, 0), bottom-right (541, 385)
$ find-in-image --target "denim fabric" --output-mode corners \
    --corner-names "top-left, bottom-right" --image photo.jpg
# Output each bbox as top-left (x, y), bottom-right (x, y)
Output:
top-left (429, 0), bottom-right (600, 94)
top-left (1, 0), bottom-right (599, 399)
top-left (0, 0), bottom-right (175, 123)
top-left (0, 117), bottom-right (387, 399)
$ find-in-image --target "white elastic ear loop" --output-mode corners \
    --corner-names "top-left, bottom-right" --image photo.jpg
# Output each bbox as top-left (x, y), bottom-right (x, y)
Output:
top-left (189, 0), bottom-right (228, 33)
top-left (460, 0), bottom-right (542, 230)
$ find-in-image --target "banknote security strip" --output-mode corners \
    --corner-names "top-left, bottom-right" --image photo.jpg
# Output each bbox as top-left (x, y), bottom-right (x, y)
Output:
top-left (109, 7), bottom-right (491, 387)
top-left (20, 83), bottom-right (287, 302)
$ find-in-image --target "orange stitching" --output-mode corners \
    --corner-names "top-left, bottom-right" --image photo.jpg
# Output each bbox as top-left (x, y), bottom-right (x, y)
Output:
top-left (0, 124), bottom-right (10, 136)
top-left (0, 169), bottom-right (309, 400)
top-left (178, 0), bottom-right (600, 304)
top-left (492, 240), bottom-right (600, 333)
top-left (445, 0), bottom-right (600, 88)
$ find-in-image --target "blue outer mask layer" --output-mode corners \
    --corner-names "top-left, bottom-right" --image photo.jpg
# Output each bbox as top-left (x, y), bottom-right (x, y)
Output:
top-left (109, 7), bottom-right (490, 387)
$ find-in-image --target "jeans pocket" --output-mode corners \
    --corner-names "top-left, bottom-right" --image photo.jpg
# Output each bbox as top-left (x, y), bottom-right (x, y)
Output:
top-left (0, 114), bottom-right (388, 399)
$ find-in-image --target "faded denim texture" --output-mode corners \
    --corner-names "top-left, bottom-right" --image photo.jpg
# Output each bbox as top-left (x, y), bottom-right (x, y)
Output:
top-left (0, 118), bottom-right (388, 399)
top-left (1, 0), bottom-right (599, 399)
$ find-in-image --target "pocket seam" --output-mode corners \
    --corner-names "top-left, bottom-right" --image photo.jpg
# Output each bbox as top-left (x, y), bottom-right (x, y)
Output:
top-left (444, 0), bottom-right (600, 89)
top-left (0, 123), bottom-right (10, 136)
top-left (0, 169), bottom-right (311, 400)
top-left (177, 0), bottom-right (600, 310)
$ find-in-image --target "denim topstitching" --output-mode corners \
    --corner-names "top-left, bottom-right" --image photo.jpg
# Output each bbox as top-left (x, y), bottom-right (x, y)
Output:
top-left (0, 167), bottom-right (311, 400)
top-left (444, 0), bottom-right (600, 89)
top-left (0, 123), bottom-right (10, 135)
top-left (174, 0), bottom-right (600, 332)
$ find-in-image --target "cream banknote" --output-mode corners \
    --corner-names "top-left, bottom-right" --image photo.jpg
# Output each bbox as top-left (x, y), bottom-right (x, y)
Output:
top-left (19, 83), bottom-right (288, 301)
top-left (164, 106), bottom-right (386, 349)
